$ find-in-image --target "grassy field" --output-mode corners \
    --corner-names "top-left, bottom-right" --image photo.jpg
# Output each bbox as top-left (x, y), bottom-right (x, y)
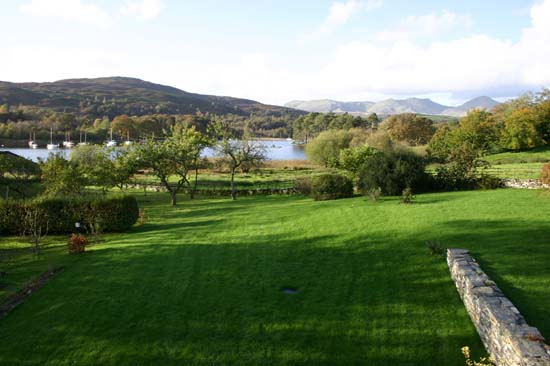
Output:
top-left (134, 160), bottom-right (326, 191)
top-left (485, 146), bottom-right (550, 165)
top-left (482, 163), bottom-right (544, 179)
top-left (1, 190), bottom-right (550, 365)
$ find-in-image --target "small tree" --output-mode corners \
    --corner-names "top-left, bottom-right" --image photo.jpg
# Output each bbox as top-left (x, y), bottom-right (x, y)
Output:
top-left (381, 113), bottom-right (436, 146)
top-left (338, 145), bottom-right (377, 179)
top-left (212, 122), bottom-right (266, 200)
top-left (23, 205), bottom-right (49, 255)
top-left (136, 128), bottom-right (210, 205)
top-left (40, 154), bottom-right (87, 196)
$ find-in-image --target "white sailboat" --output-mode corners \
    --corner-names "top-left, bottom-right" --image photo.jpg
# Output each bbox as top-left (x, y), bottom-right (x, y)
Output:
top-left (62, 132), bottom-right (75, 149)
top-left (124, 131), bottom-right (132, 146)
top-left (106, 128), bottom-right (117, 147)
top-left (47, 128), bottom-right (59, 150)
top-left (78, 130), bottom-right (88, 146)
top-left (28, 132), bottom-right (38, 149)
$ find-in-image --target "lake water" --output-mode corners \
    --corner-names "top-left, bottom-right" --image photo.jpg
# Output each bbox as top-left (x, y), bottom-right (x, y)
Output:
top-left (0, 139), bottom-right (306, 162)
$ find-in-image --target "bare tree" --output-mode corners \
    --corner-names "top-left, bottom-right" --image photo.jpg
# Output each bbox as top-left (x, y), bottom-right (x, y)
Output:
top-left (23, 206), bottom-right (49, 255)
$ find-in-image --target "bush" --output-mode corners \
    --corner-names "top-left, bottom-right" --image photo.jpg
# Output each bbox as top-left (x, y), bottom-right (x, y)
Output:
top-left (400, 187), bottom-right (414, 204)
top-left (68, 234), bottom-right (88, 254)
top-left (541, 163), bottom-right (550, 185)
top-left (477, 174), bottom-right (503, 190)
top-left (0, 195), bottom-right (139, 236)
top-left (426, 240), bottom-right (445, 256)
top-left (358, 151), bottom-right (433, 196)
top-left (294, 177), bottom-right (313, 196)
top-left (366, 187), bottom-right (382, 202)
top-left (311, 174), bottom-right (354, 201)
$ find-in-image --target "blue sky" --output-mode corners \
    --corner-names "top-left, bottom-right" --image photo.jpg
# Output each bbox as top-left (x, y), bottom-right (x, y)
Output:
top-left (1, 0), bottom-right (549, 106)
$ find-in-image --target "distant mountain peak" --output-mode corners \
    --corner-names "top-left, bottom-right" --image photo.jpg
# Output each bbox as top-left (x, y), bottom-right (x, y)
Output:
top-left (284, 96), bottom-right (500, 117)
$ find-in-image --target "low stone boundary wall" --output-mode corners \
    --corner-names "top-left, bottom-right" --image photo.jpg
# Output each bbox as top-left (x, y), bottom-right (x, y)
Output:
top-left (447, 249), bottom-right (550, 366)
top-left (502, 179), bottom-right (549, 190)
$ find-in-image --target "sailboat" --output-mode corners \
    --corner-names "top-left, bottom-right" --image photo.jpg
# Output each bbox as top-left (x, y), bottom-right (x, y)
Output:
top-left (63, 131), bottom-right (75, 149)
top-left (78, 130), bottom-right (88, 146)
top-left (106, 128), bottom-right (117, 147)
top-left (47, 128), bottom-right (59, 150)
top-left (28, 132), bottom-right (38, 149)
top-left (124, 130), bottom-right (132, 146)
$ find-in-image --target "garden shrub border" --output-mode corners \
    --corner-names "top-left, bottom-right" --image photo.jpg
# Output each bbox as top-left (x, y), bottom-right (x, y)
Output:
top-left (0, 195), bottom-right (139, 235)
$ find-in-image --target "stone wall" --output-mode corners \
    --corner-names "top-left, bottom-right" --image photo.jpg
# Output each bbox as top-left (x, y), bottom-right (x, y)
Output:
top-left (502, 179), bottom-right (549, 190)
top-left (447, 249), bottom-right (550, 366)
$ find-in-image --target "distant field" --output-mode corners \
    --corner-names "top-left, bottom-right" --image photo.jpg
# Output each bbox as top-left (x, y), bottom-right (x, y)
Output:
top-left (482, 163), bottom-right (543, 179)
top-left (485, 146), bottom-right (550, 165)
top-left (2, 190), bottom-right (550, 365)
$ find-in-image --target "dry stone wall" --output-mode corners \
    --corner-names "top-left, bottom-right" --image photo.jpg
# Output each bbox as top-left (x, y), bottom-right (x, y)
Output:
top-left (447, 249), bottom-right (550, 366)
top-left (502, 179), bottom-right (549, 190)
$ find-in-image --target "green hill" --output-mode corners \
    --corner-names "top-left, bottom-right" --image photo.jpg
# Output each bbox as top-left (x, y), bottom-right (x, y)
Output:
top-left (0, 77), bottom-right (303, 119)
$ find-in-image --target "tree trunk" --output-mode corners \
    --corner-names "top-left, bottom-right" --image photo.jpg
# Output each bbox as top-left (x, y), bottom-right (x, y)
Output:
top-left (230, 168), bottom-right (237, 200)
top-left (190, 168), bottom-right (199, 199)
top-left (170, 188), bottom-right (177, 206)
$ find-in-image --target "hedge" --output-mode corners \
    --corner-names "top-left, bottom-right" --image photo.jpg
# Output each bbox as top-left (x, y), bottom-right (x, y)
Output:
top-left (0, 195), bottom-right (139, 236)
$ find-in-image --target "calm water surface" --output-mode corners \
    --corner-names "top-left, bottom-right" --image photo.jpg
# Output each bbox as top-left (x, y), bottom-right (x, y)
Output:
top-left (1, 139), bottom-right (306, 162)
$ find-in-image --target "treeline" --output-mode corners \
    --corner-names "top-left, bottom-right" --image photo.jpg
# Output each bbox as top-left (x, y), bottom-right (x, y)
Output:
top-left (429, 89), bottom-right (550, 156)
top-left (0, 102), bottom-right (380, 145)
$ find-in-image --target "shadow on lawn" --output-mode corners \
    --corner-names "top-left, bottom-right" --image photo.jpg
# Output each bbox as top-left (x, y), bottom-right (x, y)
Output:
top-left (2, 194), bottom-right (550, 366)
top-left (428, 218), bottom-right (550, 340)
top-left (0, 230), bottom-right (486, 366)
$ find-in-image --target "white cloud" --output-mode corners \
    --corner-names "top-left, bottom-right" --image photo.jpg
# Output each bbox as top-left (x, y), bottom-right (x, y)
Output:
top-left (315, 0), bottom-right (382, 34)
top-left (375, 10), bottom-right (473, 42)
top-left (20, 0), bottom-right (112, 25)
top-left (121, 0), bottom-right (166, 20)
top-left (6, 0), bottom-right (550, 106)
top-left (289, 0), bottom-right (550, 103)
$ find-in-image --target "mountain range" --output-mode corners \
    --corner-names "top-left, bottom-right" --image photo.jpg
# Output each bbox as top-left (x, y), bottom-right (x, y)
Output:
top-left (285, 96), bottom-right (501, 117)
top-left (0, 77), bottom-right (302, 119)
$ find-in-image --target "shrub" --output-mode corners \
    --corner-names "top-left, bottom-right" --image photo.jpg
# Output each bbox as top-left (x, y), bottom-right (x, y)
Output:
top-left (426, 240), bottom-right (445, 256)
top-left (0, 195), bottom-right (139, 236)
top-left (400, 187), bottom-right (414, 204)
top-left (367, 187), bottom-right (382, 202)
top-left (293, 177), bottom-right (313, 196)
top-left (358, 150), bottom-right (433, 196)
top-left (68, 234), bottom-right (88, 254)
top-left (541, 163), bottom-right (550, 185)
top-left (311, 174), bottom-right (354, 201)
top-left (477, 174), bottom-right (503, 190)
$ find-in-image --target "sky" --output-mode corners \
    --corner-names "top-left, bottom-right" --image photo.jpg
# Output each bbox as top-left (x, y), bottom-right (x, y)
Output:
top-left (1, 0), bottom-right (549, 106)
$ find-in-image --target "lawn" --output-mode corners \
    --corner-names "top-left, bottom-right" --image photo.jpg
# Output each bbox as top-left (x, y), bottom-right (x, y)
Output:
top-left (482, 163), bottom-right (544, 179)
top-left (485, 146), bottom-right (550, 165)
top-left (1, 189), bottom-right (550, 365)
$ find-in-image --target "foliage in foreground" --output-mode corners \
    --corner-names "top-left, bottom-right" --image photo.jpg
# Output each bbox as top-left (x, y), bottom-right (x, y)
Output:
top-left (311, 173), bottom-right (354, 201)
top-left (0, 195), bottom-right (139, 236)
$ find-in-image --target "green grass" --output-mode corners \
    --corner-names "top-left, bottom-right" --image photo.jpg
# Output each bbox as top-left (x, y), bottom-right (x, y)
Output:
top-left (485, 146), bottom-right (550, 165)
top-left (482, 163), bottom-right (543, 179)
top-left (1, 190), bottom-right (550, 365)
top-left (134, 164), bottom-right (328, 191)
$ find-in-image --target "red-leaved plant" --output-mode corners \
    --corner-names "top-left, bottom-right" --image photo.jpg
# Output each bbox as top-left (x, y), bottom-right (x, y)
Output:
top-left (68, 234), bottom-right (88, 254)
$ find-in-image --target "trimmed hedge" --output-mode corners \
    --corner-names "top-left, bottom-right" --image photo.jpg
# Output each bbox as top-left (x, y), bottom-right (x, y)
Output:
top-left (0, 195), bottom-right (139, 236)
top-left (311, 174), bottom-right (354, 201)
